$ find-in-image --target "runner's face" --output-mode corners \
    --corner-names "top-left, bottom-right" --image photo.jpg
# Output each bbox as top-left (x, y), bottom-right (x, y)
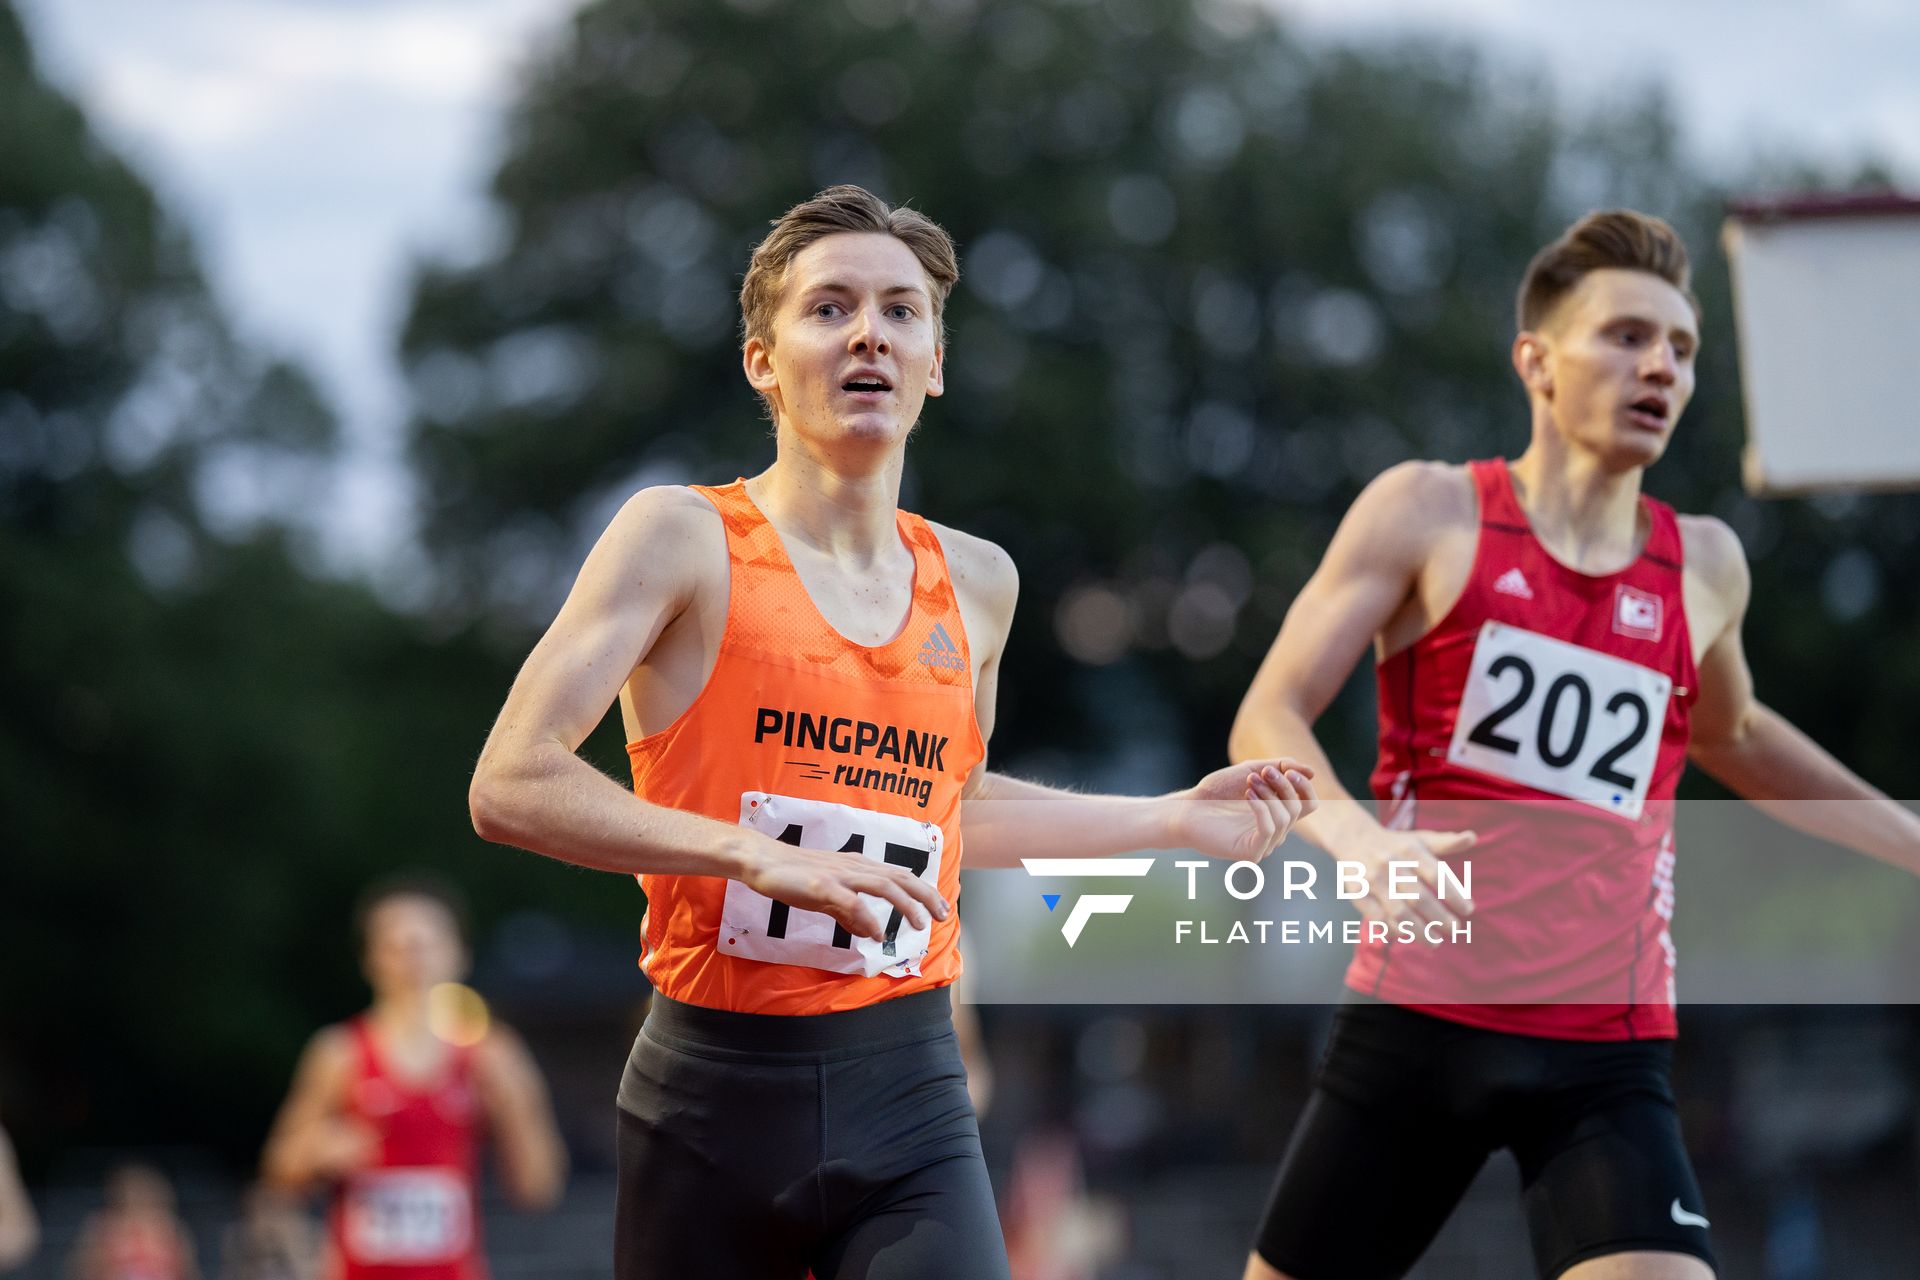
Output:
top-left (1530, 268), bottom-right (1698, 470)
top-left (363, 896), bottom-right (466, 995)
top-left (745, 231), bottom-right (944, 459)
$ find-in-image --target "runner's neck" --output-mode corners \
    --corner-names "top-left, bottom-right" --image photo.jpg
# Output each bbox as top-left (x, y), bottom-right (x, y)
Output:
top-left (1506, 446), bottom-right (1648, 574)
top-left (747, 454), bottom-right (906, 566)
top-left (367, 997), bottom-right (444, 1060)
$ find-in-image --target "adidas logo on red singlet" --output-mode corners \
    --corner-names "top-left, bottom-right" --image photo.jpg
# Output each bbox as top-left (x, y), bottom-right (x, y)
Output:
top-left (1493, 567), bottom-right (1535, 600)
top-left (917, 623), bottom-right (966, 672)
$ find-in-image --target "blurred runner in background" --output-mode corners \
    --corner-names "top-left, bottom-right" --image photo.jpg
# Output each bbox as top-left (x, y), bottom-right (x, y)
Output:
top-left (262, 876), bottom-right (564, 1280)
top-left (66, 1164), bottom-right (198, 1280)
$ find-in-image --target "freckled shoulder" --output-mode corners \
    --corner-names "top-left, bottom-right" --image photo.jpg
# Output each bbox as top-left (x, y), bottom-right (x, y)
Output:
top-left (613, 483), bottom-right (727, 545)
top-left (923, 519), bottom-right (1019, 634)
top-left (595, 484), bottom-right (730, 597)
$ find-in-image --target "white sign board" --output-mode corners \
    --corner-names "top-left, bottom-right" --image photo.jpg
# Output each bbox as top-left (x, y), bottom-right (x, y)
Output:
top-left (1722, 196), bottom-right (1920, 495)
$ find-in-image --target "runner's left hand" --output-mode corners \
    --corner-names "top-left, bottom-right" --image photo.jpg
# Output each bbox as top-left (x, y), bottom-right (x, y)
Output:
top-left (1168, 760), bottom-right (1317, 862)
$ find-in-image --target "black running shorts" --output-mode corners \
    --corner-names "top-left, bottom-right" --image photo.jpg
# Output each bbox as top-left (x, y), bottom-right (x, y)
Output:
top-left (1252, 998), bottom-right (1716, 1280)
top-left (614, 986), bottom-right (1010, 1280)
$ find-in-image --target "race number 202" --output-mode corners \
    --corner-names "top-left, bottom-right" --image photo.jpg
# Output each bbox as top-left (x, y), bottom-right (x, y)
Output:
top-left (1448, 622), bottom-right (1673, 819)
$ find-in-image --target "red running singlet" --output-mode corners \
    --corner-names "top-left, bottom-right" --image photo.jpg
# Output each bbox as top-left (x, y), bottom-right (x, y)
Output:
top-left (89, 1217), bottom-right (191, 1280)
top-left (1351, 459), bottom-right (1698, 1040)
top-left (327, 1019), bottom-right (486, 1280)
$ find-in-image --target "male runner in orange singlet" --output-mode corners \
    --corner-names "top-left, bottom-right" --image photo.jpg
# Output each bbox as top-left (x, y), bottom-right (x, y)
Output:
top-left (263, 877), bottom-right (565, 1280)
top-left (1231, 210), bottom-right (1920, 1280)
top-left (467, 184), bottom-right (1318, 1279)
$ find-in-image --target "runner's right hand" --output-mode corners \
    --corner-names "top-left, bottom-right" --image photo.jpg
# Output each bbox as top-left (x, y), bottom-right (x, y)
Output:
top-left (1341, 828), bottom-right (1476, 936)
top-left (740, 838), bottom-right (949, 942)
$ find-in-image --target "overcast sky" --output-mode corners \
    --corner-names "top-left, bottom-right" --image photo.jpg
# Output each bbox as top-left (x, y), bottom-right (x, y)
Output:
top-left (16, 0), bottom-right (1920, 570)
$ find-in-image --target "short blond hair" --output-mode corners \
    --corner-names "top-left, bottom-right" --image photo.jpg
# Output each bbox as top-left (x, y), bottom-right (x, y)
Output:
top-left (738, 184), bottom-right (960, 350)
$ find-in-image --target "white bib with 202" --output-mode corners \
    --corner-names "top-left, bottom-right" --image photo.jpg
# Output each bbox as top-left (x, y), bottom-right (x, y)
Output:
top-left (721, 792), bottom-right (943, 978)
top-left (343, 1168), bottom-right (469, 1263)
top-left (1447, 622), bottom-right (1672, 820)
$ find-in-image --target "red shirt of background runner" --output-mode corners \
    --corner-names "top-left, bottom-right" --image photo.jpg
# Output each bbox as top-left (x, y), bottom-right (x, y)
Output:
top-left (328, 1018), bottom-right (486, 1280)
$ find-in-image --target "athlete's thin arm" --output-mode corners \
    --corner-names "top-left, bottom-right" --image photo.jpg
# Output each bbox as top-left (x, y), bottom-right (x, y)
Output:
top-left (470, 489), bottom-right (783, 878)
top-left (473, 1027), bottom-right (567, 1210)
top-left (959, 752), bottom-right (1313, 869)
top-left (261, 1030), bottom-right (372, 1192)
top-left (1231, 465), bottom-right (1434, 844)
top-left (1229, 463), bottom-right (1474, 922)
top-left (469, 487), bottom-right (944, 940)
top-left (939, 527), bottom-right (1316, 869)
top-left (1684, 519), bottom-right (1920, 874)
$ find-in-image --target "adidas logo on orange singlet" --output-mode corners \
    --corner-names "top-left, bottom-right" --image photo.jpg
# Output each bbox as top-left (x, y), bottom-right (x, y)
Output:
top-left (917, 623), bottom-right (965, 672)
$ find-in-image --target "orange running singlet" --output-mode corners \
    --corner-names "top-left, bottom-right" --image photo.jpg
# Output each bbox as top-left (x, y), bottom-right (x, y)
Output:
top-left (626, 480), bottom-right (986, 1015)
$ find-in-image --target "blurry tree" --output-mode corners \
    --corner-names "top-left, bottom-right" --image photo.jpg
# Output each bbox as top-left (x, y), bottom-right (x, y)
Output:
top-left (401, 0), bottom-right (1917, 794)
top-left (0, 2), bottom-right (612, 1168)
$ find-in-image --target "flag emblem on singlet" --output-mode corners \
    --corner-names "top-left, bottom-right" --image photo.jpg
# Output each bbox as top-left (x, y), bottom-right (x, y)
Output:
top-left (917, 623), bottom-right (965, 671)
top-left (1613, 584), bottom-right (1663, 641)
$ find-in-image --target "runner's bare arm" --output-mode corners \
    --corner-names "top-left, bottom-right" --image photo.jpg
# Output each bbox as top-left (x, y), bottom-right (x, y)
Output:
top-left (958, 765), bottom-right (1314, 868)
top-left (933, 524), bottom-right (1315, 869)
top-left (1684, 517), bottom-right (1920, 874)
top-left (474, 1027), bottom-right (567, 1211)
top-left (1229, 463), bottom-right (1476, 923)
top-left (0, 1124), bottom-right (38, 1271)
top-left (469, 487), bottom-right (945, 941)
top-left (1230, 465), bottom-right (1443, 836)
top-left (470, 488), bottom-right (779, 877)
top-left (261, 1029), bottom-right (377, 1192)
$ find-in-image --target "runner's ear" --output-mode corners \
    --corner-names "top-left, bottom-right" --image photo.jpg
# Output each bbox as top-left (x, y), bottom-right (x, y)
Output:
top-left (1512, 332), bottom-right (1552, 398)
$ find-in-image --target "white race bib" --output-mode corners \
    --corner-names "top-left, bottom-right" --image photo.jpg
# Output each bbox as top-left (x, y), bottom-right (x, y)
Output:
top-left (343, 1168), bottom-right (469, 1263)
top-left (1447, 622), bottom-right (1672, 819)
top-left (721, 792), bottom-right (943, 978)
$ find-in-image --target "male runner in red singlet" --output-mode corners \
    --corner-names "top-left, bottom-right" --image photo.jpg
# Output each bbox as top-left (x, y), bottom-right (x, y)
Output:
top-left (466, 184), bottom-right (1318, 1279)
top-left (263, 878), bottom-right (565, 1280)
top-left (66, 1164), bottom-right (198, 1280)
top-left (1231, 210), bottom-right (1920, 1280)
